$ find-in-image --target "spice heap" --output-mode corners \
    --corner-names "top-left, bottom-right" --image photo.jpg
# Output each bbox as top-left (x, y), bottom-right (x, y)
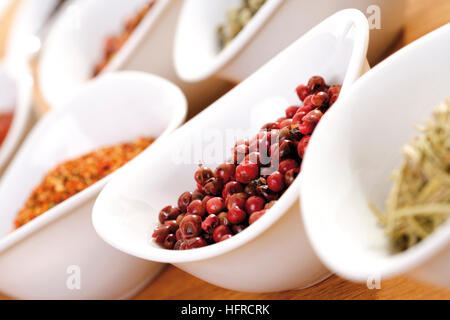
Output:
top-left (371, 101), bottom-right (450, 253)
top-left (92, 1), bottom-right (156, 77)
top-left (15, 137), bottom-right (154, 229)
top-left (217, 0), bottom-right (266, 49)
top-left (0, 112), bottom-right (13, 147)
top-left (152, 76), bottom-right (341, 250)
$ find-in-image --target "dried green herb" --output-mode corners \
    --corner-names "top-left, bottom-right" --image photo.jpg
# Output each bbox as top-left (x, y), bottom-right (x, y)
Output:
top-left (217, 0), bottom-right (266, 49)
top-left (371, 101), bottom-right (450, 253)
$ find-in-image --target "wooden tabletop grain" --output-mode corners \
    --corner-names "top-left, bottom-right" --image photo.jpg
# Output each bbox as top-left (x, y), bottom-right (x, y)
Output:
top-left (0, 0), bottom-right (449, 300)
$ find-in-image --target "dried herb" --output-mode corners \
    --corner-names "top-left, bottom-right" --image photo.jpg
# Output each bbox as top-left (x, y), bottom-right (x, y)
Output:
top-left (371, 101), bottom-right (450, 252)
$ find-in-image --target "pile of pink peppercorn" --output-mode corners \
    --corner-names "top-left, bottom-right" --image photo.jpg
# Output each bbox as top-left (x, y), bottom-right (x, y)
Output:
top-left (152, 76), bottom-right (341, 250)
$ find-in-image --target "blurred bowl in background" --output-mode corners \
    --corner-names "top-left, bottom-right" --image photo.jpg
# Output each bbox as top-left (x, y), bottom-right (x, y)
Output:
top-left (174, 0), bottom-right (404, 83)
top-left (38, 0), bottom-right (232, 117)
top-left (0, 62), bottom-right (33, 176)
top-left (7, 0), bottom-right (70, 62)
top-left (0, 71), bottom-right (187, 299)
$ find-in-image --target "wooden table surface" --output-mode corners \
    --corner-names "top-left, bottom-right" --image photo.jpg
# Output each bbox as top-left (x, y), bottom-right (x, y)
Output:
top-left (0, 0), bottom-right (449, 300)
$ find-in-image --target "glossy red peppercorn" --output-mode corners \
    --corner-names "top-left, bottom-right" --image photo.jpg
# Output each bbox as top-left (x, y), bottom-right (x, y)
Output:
top-left (158, 206), bottom-right (180, 224)
top-left (217, 211), bottom-right (230, 226)
top-left (203, 177), bottom-right (224, 196)
top-left (328, 85), bottom-right (341, 96)
top-left (245, 196), bottom-right (265, 214)
top-left (233, 144), bottom-right (249, 164)
top-left (152, 225), bottom-right (170, 243)
top-left (178, 191), bottom-right (192, 213)
top-left (245, 152), bottom-right (261, 165)
top-left (298, 121), bottom-right (316, 135)
top-left (187, 200), bottom-right (206, 217)
top-left (297, 135), bottom-right (311, 159)
top-left (285, 168), bottom-right (300, 187)
top-left (176, 228), bottom-right (184, 241)
top-left (303, 109), bottom-right (323, 125)
top-left (236, 162), bottom-right (259, 184)
top-left (174, 240), bottom-right (183, 250)
top-left (285, 106), bottom-right (300, 119)
top-left (298, 96), bottom-right (315, 114)
top-left (278, 159), bottom-right (299, 175)
top-left (163, 220), bottom-right (178, 233)
top-left (201, 195), bottom-right (213, 208)
top-left (192, 189), bottom-right (204, 201)
top-left (267, 171), bottom-right (285, 192)
top-left (261, 122), bottom-right (279, 130)
top-left (194, 166), bottom-right (214, 186)
top-left (180, 214), bottom-right (202, 239)
top-left (279, 140), bottom-right (295, 158)
top-left (256, 185), bottom-right (279, 201)
top-left (329, 93), bottom-right (339, 107)
top-left (232, 224), bottom-right (247, 234)
top-left (226, 192), bottom-right (248, 210)
top-left (311, 91), bottom-right (329, 107)
top-left (288, 126), bottom-right (303, 142)
top-left (213, 225), bottom-right (231, 243)
top-left (279, 119), bottom-right (292, 129)
top-left (308, 76), bottom-right (325, 92)
top-left (176, 214), bottom-right (185, 226)
top-left (278, 127), bottom-right (291, 142)
top-left (202, 214), bottom-right (219, 233)
top-left (206, 197), bottom-right (225, 215)
top-left (292, 110), bottom-right (307, 125)
top-left (249, 210), bottom-right (266, 225)
top-left (182, 237), bottom-right (207, 249)
top-left (296, 84), bottom-right (310, 101)
top-left (222, 181), bottom-right (243, 199)
top-left (214, 163), bottom-right (235, 183)
top-left (164, 234), bottom-right (176, 250)
top-left (244, 178), bottom-right (267, 197)
top-left (249, 135), bottom-right (272, 155)
top-left (228, 206), bottom-right (247, 225)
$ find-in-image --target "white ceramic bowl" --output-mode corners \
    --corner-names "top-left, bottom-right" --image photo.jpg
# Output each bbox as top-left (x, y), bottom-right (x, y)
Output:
top-left (92, 10), bottom-right (370, 293)
top-left (0, 62), bottom-right (33, 176)
top-left (1, 0), bottom-right (64, 176)
top-left (7, 0), bottom-right (70, 61)
top-left (38, 0), bottom-right (232, 115)
top-left (301, 23), bottom-right (450, 289)
top-left (174, 0), bottom-right (404, 83)
top-left (0, 71), bottom-right (187, 299)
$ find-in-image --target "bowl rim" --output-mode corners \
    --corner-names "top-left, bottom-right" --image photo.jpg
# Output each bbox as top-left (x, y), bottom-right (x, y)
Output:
top-left (173, 0), bottom-right (284, 82)
top-left (37, 0), bottom-right (174, 108)
top-left (0, 71), bottom-right (187, 253)
top-left (300, 22), bottom-right (450, 282)
top-left (92, 9), bottom-right (370, 264)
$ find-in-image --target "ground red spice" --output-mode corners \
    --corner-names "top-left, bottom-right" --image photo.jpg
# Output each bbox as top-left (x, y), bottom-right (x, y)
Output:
top-left (15, 137), bottom-right (154, 229)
